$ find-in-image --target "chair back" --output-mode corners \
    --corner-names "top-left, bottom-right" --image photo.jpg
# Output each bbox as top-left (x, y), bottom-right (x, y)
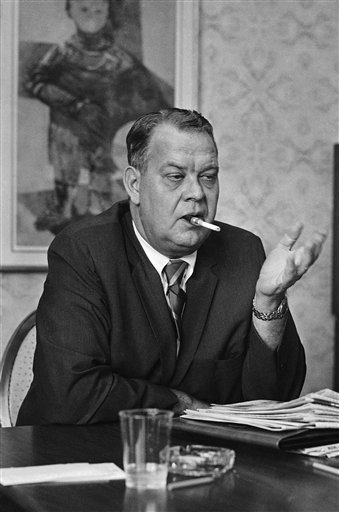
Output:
top-left (0, 311), bottom-right (36, 427)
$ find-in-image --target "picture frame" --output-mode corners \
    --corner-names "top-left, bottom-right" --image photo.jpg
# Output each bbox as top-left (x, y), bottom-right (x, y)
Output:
top-left (0, 0), bottom-right (199, 271)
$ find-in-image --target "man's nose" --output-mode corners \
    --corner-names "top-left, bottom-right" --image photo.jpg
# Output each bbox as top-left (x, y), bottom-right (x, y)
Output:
top-left (183, 177), bottom-right (205, 201)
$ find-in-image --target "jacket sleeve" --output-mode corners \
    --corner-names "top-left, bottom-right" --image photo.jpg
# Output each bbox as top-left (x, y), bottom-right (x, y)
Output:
top-left (242, 316), bottom-right (306, 401)
top-left (240, 233), bottom-right (306, 400)
top-left (17, 233), bottom-right (178, 426)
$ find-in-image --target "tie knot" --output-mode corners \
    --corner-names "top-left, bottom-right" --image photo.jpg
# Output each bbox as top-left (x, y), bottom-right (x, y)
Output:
top-left (164, 259), bottom-right (188, 287)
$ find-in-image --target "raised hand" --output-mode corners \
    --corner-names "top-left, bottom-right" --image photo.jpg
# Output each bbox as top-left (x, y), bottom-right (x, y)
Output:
top-left (255, 222), bottom-right (327, 299)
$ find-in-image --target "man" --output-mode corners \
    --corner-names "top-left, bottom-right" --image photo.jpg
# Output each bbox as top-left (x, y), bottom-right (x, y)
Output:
top-left (17, 108), bottom-right (326, 425)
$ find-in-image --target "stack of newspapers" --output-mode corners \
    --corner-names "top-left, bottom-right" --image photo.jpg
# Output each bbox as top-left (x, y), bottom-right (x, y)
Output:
top-left (182, 388), bottom-right (339, 432)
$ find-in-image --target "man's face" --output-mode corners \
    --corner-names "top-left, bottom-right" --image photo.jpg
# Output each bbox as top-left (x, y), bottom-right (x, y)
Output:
top-left (69, 0), bottom-right (109, 34)
top-left (131, 124), bottom-right (219, 258)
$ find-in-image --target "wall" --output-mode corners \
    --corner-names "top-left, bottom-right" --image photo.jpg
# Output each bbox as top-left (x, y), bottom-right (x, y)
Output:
top-left (1, 0), bottom-right (338, 395)
top-left (199, 0), bottom-right (338, 393)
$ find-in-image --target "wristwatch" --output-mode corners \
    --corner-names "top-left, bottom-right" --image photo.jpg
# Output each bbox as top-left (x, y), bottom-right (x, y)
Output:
top-left (252, 296), bottom-right (288, 321)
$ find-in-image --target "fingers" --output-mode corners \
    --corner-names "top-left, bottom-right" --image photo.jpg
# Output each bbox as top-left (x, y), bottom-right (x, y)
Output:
top-left (294, 247), bottom-right (306, 268)
top-left (278, 221), bottom-right (304, 251)
top-left (293, 231), bottom-right (327, 275)
top-left (279, 229), bottom-right (326, 288)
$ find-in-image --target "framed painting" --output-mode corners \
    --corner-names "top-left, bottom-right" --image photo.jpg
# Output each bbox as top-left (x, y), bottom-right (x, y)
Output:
top-left (0, 0), bottom-right (199, 270)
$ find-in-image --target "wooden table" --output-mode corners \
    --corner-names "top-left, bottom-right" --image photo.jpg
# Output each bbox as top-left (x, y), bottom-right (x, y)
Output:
top-left (0, 423), bottom-right (338, 512)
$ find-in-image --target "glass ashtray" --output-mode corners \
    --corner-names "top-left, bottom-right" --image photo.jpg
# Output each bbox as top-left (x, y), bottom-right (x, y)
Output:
top-left (168, 445), bottom-right (235, 477)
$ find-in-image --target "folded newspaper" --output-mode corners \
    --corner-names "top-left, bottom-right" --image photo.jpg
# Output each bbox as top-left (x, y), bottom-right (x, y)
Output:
top-left (182, 389), bottom-right (339, 432)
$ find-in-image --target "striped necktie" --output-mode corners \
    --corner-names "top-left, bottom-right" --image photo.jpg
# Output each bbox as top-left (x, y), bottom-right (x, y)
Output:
top-left (163, 259), bottom-right (188, 354)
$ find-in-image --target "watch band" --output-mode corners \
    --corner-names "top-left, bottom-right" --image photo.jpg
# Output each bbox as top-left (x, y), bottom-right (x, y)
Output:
top-left (252, 296), bottom-right (288, 321)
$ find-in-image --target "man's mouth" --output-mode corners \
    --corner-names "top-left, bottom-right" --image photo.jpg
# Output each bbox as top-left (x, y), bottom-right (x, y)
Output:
top-left (181, 214), bottom-right (220, 232)
top-left (182, 214), bottom-right (204, 223)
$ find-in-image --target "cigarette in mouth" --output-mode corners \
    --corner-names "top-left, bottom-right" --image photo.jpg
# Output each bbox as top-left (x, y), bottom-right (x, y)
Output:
top-left (190, 217), bottom-right (221, 232)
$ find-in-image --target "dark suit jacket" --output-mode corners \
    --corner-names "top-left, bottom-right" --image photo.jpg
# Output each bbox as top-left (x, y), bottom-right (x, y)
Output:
top-left (17, 201), bottom-right (306, 425)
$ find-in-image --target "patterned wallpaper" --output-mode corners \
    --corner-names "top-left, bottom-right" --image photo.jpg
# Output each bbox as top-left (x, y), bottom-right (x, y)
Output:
top-left (199, 0), bottom-right (338, 393)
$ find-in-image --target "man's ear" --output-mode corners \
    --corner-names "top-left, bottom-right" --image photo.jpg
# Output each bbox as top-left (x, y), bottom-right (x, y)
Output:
top-left (123, 166), bottom-right (141, 205)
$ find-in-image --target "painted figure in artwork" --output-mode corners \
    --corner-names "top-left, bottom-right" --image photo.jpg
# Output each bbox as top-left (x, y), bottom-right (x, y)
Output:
top-left (25, 0), bottom-right (171, 233)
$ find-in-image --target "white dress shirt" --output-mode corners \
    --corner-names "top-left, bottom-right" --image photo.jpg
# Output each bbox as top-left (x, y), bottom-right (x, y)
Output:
top-left (132, 221), bottom-right (197, 295)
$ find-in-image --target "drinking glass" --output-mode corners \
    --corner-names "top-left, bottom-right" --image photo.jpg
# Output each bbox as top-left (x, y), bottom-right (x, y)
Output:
top-left (119, 408), bottom-right (173, 489)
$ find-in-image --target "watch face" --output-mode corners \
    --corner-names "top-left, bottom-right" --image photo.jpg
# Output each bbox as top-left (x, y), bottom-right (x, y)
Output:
top-left (278, 297), bottom-right (288, 312)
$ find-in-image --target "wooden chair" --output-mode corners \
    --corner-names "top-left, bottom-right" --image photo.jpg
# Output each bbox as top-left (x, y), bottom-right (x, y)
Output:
top-left (0, 311), bottom-right (36, 426)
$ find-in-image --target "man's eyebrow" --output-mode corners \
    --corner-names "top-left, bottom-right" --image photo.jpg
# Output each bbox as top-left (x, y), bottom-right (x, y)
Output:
top-left (159, 162), bottom-right (219, 174)
top-left (200, 165), bottom-right (219, 173)
top-left (161, 162), bottom-right (187, 171)
top-left (206, 165), bottom-right (219, 171)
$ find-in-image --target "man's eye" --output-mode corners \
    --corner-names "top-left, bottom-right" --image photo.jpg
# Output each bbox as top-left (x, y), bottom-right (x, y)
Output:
top-left (167, 174), bottom-right (183, 182)
top-left (201, 175), bottom-right (217, 183)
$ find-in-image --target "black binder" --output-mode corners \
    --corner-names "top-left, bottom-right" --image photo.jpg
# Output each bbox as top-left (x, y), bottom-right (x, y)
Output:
top-left (173, 417), bottom-right (339, 451)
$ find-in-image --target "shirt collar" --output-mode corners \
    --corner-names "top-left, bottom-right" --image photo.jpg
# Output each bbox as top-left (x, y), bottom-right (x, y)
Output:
top-left (132, 221), bottom-right (197, 280)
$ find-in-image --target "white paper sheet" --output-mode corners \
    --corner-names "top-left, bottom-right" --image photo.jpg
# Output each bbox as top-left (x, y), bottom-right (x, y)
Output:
top-left (0, 462), bottom-right (125, 486)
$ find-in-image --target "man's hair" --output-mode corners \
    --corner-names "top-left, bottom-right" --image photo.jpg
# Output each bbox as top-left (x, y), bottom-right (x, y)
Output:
top-left (126, 108), bottom-right (217, 172)
top-left (65, 0), bottom-right (123, 31)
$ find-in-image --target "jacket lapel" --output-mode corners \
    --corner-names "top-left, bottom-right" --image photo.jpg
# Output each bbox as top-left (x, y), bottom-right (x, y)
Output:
top-left (123, 212), bottom-right (178, 383)
top-left (132, 262), bottom-right (178, 382)
top-left (170, 254), bottom-right (218, 387)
